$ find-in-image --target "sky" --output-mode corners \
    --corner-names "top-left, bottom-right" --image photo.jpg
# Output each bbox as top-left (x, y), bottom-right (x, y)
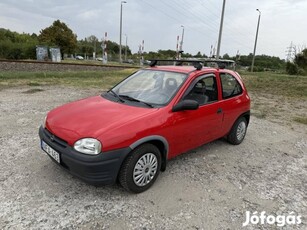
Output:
top-left (0, 0), bottom-right (306, 59)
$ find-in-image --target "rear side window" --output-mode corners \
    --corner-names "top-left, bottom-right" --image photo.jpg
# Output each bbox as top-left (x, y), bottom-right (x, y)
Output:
top-left (220, 73), bottom-right (242, 99)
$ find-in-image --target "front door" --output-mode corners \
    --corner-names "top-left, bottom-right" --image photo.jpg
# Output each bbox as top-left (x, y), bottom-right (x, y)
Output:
top-left (168, 74), bottom-right (224, 157)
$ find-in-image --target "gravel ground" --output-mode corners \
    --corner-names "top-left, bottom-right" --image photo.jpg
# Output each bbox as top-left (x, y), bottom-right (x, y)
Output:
top-left (0, 86), bottom-right (306, 230)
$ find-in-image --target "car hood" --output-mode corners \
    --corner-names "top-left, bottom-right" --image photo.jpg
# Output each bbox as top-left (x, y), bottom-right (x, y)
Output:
top-left (46, 96), bottom-right (158, 145)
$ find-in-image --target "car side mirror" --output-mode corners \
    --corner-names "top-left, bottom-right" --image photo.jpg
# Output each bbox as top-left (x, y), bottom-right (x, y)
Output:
top-left (172, 100), bottom-right (199, 112)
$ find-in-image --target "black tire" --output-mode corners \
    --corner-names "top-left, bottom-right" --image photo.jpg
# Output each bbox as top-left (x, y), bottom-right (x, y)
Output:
top-left (119, 144), bottom-right (161, 193)
top-left (227, 117), bottom-right (247, 145)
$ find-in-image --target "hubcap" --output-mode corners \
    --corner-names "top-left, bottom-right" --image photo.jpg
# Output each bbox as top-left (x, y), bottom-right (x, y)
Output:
top-left (236, 121), bottom-right (246, 141)
top-left (133, 153), bottom-right (158, 187)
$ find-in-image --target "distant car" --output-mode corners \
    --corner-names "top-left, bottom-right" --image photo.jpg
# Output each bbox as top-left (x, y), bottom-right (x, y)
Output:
top-left (96, 57), bottom-right (103, 61)
top-left (39, 60), bottom-right (250, 193)
top-left (142, 60), bottom-right (151, 65)
top-left (123, 59), bottom-right (134, 64)
top-left (76, 55), bottom-right (84, 60)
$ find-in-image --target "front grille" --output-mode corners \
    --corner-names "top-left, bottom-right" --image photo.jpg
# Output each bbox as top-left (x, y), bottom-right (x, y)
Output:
top-left (44, 128), bottom-right (68, 148)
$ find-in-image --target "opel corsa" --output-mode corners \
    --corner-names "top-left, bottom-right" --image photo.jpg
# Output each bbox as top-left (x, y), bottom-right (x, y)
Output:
top-left (39, 61), bottom-right (250, 193)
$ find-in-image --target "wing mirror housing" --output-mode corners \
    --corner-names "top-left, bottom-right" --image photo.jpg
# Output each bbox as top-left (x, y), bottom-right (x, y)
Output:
top-left (172, 100), bottom-right (199, 112)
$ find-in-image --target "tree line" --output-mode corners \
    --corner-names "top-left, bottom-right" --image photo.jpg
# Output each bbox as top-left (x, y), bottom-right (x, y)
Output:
top-left (1, 19), bottom-right (306, 74)
top-left (0, 20), bottom-right (131, 60)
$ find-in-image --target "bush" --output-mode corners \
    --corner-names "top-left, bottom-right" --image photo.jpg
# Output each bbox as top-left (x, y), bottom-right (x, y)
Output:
top-left (298, 68), bottom-right (306, 76)
top-left (248, 66), bottom-right (264, 72)
top-left (0, 41), bottom-right (36, 60)
top-left (286, 62), bottom-right (298, 75)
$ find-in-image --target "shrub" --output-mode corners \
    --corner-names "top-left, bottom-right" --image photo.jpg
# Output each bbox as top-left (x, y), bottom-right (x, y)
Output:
top-left (286, 62), bottom-right (298, 75)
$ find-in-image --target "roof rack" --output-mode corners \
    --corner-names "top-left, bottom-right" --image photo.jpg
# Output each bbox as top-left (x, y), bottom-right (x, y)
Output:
top-left (149, 59), bottom-right (204, 70)
top-left (149, 59), bottom-right (234, 70)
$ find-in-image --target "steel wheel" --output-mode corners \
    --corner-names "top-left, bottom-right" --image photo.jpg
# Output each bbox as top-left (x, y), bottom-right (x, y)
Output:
top-left (227, 117), bottom-right (248, 145)
top-left (133, 153), bottom-right (158, 186)
top-left (236, 121), bottom-right (247, 141)
top-left (119, 144), bottom-right (161, 193)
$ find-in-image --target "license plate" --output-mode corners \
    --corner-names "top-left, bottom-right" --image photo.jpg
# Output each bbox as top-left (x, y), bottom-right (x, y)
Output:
top-left (41, 140), bottom-right (60, 163)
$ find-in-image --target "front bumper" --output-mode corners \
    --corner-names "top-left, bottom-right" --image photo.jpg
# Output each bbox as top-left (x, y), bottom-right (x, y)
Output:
top-left (39, 126), bottom-right (131, 186)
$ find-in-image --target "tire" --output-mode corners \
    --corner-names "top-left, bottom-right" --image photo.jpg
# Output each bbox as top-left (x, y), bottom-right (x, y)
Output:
top-left (119, 144), bottom-right (161, 193)
top-left (227, 117), bottom-right (247, 145)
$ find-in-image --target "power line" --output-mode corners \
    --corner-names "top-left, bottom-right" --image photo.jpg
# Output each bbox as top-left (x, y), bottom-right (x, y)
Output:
top-left (140, 0), bottom-right (214, 39)
top-left (175, 0), bottom-right (255, 47)
top-left (160, 0), bottom-right (219, 36)
top-left (139, 0), bottom-right (255, 55)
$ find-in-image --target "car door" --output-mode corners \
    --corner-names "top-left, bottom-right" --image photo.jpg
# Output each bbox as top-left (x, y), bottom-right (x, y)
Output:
top-left (218, 72), bottom-right (245, 135)
top-left (168, 73), bottom-right (224, 157)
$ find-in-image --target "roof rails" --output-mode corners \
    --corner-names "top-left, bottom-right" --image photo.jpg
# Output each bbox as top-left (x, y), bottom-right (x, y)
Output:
top-left (149, 59), bottom-right (204, 70)
top-left (149, 59), bottom-right (232, 70)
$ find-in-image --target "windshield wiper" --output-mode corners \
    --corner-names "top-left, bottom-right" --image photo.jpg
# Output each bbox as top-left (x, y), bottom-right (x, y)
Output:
top-left (108, 90), bottom-right (124, 103)
top-left (119, 94), bottom-right (154, 108)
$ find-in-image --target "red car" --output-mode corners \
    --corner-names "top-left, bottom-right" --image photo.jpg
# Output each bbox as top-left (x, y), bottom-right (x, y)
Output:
top-left (39, 60), bottom-right (250, 193)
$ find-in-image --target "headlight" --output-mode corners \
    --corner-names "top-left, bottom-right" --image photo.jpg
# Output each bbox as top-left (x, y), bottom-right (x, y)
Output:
top-left (74, 138), bottom-right (102, 155)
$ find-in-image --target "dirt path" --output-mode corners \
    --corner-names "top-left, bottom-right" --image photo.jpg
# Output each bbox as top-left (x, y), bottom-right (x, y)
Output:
top-left (0, 86), bottom-right (306, 229)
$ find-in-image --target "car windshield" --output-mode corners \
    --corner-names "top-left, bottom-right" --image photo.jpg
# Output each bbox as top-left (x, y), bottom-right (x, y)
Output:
top-left (111, 70), bottom-right (187, 106)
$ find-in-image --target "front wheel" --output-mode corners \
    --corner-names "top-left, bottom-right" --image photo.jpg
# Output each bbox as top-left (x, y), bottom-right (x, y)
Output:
top-left (227, 117), bottom-right (247, 145)
top-left (119, 144), bottom-right (161, 193)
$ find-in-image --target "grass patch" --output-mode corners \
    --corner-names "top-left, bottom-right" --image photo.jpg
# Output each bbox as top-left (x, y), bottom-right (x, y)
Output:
top-left (293, 117), bottom-right (307, 125)
top-left (1, 69), bottom-right (306, 99)
top-left (240, 71), bottom-right (307, 98)
top-left (0, 69), bottom-right (138, 90)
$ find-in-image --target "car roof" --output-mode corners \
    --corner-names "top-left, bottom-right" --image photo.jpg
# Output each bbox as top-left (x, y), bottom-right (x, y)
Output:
top-left (146, 65), bottom-right (218, 74)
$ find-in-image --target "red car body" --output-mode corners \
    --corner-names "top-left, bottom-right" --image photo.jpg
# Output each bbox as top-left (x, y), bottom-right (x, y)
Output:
top-left (39, 64), bottom-right (250, 192)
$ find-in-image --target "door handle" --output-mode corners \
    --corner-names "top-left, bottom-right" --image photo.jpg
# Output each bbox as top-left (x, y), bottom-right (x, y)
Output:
top-left (217, 108), bottom-right (223, 114)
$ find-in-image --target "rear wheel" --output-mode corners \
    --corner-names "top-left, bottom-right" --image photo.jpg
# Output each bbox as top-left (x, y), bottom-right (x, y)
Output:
top-left (227, 117), bottom-right (247, 145)
top-left (119, 144), bottom-right (161, 193)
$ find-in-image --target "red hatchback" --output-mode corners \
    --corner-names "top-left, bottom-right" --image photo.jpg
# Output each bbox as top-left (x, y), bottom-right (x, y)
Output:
top-left (39, 60), bottom-right (250, 193)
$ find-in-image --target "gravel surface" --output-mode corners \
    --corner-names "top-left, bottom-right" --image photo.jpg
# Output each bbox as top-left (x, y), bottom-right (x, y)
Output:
top-left (0, 86), bottom-right (306, 229)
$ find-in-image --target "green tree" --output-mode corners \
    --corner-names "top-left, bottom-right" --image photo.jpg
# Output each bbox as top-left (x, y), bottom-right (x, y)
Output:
top-left (237, 53), bottom-right (285, 71)
top-left (194, 51), bottom-right (202, 58)
top-left (223, 53), bottom-right (230, 59)
top-left (77, 39), bottom-right (93, 58)
top-left (0, 28), bottom-right (38, 59)
top-left (294, 49), bottom-right (307, 69)
top-left (39, 20), bottom-right (77, 59)
top-left (87, 35), bottom-right (99, 54)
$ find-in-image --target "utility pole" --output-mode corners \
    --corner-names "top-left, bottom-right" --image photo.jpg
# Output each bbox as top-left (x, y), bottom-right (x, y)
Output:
top-left (102, 32), bottom-right (108, 64)
top-left (176, 35), bottom-right (180, 60)
top-left (179, 25), bottom-right (184, 59)
top-left (139, 40), bottom-right (144, 66)
top-left (251, 9), bottom-right (261, 72)
top-left (216, 0), bottom-right (226, 60)
top-left (119, 1), bottom-right (126, 63)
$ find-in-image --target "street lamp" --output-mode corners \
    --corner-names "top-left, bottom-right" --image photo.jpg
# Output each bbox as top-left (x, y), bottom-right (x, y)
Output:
top-left (179, 25), bottom-right (184, 59)
top-left (251, 9), bottom-right (261, 72)
top-left (119, 1), bottom-right (127, 63)
top-left (125, 34), bottom-right (128, 61)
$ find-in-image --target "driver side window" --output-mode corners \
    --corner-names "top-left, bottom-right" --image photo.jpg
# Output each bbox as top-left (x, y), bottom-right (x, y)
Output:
top-left (183, 75), bottom-right (218, 106)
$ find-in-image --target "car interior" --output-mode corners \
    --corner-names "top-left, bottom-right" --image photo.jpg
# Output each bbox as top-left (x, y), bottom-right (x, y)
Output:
top-left (184, 76), bottom-right (218, 105)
